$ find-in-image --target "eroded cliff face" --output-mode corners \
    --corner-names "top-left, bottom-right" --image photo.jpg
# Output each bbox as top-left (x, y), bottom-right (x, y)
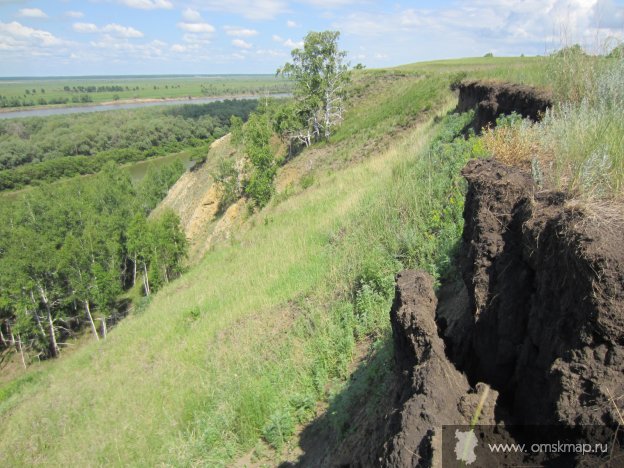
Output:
top-left (298, 83), bottom-right (622, 467)
top-left (455, 80), bottom-right (552, 132)
top-left (443, 158), bottom-right (624, 430)
top-left (324, 271), bottom-right (497, 468)
top-left (332, 159), bottom-right (623, 467)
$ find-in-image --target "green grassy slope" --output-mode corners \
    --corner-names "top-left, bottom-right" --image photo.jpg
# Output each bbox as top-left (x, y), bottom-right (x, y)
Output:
top-left (0, 58), bottom-right (549, 466)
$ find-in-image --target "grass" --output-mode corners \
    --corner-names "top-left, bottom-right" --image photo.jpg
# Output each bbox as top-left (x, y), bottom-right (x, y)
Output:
top-left (480, 56), bottom-right (624, 199)
top-left (0, 68), bottom-right (459, 466)
top-left (0, 75), bottom-right (292, 110)
top-left (5, 54), bottom-right (610, 466)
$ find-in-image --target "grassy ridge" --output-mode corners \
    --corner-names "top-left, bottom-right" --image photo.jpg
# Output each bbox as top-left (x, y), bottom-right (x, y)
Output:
top-left (0, 57), bottom-right (565, 465)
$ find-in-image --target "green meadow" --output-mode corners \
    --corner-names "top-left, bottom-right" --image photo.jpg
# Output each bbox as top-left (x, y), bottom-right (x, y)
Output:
top-left (1, 53), bottom-right (622, 466)
top-left (0, 75), bottom-right (292, 109)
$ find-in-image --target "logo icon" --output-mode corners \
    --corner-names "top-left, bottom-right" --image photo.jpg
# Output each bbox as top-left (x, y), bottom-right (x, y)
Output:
top-left (454, 429), bottom-right (478, 465)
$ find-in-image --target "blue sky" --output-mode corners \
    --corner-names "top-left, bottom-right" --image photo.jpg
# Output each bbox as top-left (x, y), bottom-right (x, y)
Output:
top-left (0, 0), bottom-right (623, 76)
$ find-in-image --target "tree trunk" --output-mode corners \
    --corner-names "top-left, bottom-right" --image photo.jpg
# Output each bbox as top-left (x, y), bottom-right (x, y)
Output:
top-left (0, 324), bottom-right (6, 348)
top-left (7, 321), bottom-right (15, 347)
top-left (30, 291), bottom-right (47, 338)
top-left (84, 300), bottom-right (99, 341)
top-left (100, 318), bottom-right (107, 340)
top-left (324, 90), bottom-right (332, 141)
top-left (16, 333), bottom-right (26, 369)
top-left (38, 285), bottom-right (59, 358)
top-left (133, 254), bottom-right (137, 286)
top-left (143, 263), bottom-right (151, 296)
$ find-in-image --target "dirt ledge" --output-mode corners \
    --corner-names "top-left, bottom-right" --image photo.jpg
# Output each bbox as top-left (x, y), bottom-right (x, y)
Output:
top-left (455, 80), bottom-right (552, 132)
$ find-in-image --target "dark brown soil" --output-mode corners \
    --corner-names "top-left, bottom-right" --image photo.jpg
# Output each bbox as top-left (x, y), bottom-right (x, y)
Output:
top-left (455, 80), bottom-right (552, 133)
top-left (444, 158), bottom-right (624, 431)
top-left (300, 159), bottom-right (623, 467)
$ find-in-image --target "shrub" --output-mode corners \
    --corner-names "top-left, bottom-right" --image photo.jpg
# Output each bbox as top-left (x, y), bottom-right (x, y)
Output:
top-left (262, 409), bottom-right (295, 449)
top-left (300, 173), bottom-right (315, 189)
top-left (213, 157), bottom-right (243, 214)
top-left (481, 113), bottom-right (542, 169)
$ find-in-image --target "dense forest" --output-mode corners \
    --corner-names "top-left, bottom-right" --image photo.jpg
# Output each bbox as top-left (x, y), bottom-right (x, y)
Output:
top-left (0, 99), bottom-right (259, 190)
top-left (0, 160), bottom-right (187, 362)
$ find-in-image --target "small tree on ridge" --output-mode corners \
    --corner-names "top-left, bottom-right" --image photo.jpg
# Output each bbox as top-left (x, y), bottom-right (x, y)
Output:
top-left (278, 30), bottom-right (350, 145)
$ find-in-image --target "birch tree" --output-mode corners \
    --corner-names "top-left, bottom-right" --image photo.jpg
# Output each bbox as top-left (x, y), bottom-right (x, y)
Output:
top-left (278, 30), bottom-right (350, 145)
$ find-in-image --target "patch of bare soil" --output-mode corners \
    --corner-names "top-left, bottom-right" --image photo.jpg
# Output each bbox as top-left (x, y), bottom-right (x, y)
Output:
top-left (456, 80), bottom-right (552, 132)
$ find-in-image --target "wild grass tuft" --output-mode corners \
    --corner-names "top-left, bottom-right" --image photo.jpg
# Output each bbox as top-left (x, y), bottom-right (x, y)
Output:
top-left (482, 57), bottom-right (624, 200)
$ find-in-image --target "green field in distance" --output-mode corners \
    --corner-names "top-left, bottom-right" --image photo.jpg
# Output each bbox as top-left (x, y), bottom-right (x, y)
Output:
top-left (0, 74), bottom-right (292, 109)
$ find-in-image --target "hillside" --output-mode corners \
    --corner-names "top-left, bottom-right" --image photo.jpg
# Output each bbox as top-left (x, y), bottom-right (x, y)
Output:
top-left (1, 55), bottom-right (622, 467)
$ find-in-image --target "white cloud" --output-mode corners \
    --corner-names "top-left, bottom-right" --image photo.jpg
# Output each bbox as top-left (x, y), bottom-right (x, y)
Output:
top-left (182, 8), bottom-right (202, 22)
top-left (187, 0), bottom-right (288, 20)
top-left (334, 0), bottom-right (622, 63)
top-left (102, 23), bottom-right (144, 38)
top-left (73, 22), bottom-right (143, 38)
top-left (272, 34), bottom-right (303, 48)
top-left (171, 43), bottom-right (187, 52)
top-left (287, 20), bottom-right (298, 28)
top-left (256, 48), bottom-right (287, 57)
top-left (0, 21), bottom-right (67, 51)
top-left (224, 26), bottom-right (258, 37)
top-left (300, 0), bottom-right (358, 6)
top-left (17, 8), bottom-right (48, 18)
top-left (119, 0), bottom-right (173, 10)
top-left (283, 38), bottom-right (303, 48)
top-left (232, 38), bottom-right (252, 48)
top-left (65, 11), bottom-right (84, 19)
top-left (73, 22), bottom-right (99, 33)
top-left (177, 22), bottom-right (215, 33)
top-left (88, 37), bottom-right (168, 61)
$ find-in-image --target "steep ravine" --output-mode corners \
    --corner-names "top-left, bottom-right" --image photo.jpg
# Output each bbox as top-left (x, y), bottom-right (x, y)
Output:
top-left (320, 82), bottom-right (622, 467)
top-left (331, 158), bottom-right (623, 467)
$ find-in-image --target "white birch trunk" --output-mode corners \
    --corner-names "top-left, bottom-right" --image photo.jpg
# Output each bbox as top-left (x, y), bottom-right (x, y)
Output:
top-left (30, 291), bottom-right (47, 338)
top-left (143, 263), bottom-right (151, 296)
top-left (133, 254), bottom-right (137, 286)
top-left (100, 318), bottom-right (107, 340)
top-left (38, 284), bottom-right (59, 358)
top-left (7, 321), bottom-right (15, 347)
top-left (84, 300), bottom-right (99, 341)
top-left (16, 333), bottom-right (26, 369)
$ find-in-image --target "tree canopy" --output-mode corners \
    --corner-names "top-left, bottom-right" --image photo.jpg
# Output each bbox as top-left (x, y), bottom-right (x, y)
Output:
top-left (0, 161), bottom-right (187, 362)
top-left (278, 30), bottom-right (350, 145)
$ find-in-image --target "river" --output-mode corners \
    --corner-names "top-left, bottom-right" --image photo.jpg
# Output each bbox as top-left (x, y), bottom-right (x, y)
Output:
top-left (0, 93), bottom-right (290, 120)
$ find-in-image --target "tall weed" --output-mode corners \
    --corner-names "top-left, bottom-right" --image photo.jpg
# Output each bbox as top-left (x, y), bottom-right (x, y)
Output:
top-left (482, 57), bottom-right (624, 199)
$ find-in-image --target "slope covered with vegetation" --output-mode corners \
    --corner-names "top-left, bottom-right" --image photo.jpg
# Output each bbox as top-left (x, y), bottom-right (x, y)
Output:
top-left (0, 48), bottom-right (622, 466)
top-left (0, 99), bottom-right (258, 190)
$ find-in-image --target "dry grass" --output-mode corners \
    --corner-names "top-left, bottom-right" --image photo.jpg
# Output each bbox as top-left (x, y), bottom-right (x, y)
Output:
top-left (481, 120), bottom-right (545, 170)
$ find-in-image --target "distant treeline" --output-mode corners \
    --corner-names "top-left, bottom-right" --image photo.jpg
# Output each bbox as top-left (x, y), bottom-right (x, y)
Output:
top-left (0, 161), bottom-right (187, 360)
top-left (0, 81), bottom-right (291, 108)
top-left (0, 99), bottom-right (258, 190)
top-left (0, 95), bottom-right (93, 108)
top-left (63, 85), bottom-right (144, 93)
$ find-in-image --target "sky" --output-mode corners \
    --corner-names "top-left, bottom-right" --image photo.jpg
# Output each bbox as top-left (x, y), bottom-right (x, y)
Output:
top-left (0, 0), bottom-right (623, 76)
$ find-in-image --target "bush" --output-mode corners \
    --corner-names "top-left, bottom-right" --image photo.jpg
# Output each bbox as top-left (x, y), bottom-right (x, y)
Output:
top-left (300, 173), bottom-right (314, 189)
top-left (214, 157), bottom-right (243, 214)
top-left (262, 409), bottom-right (295, 449)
